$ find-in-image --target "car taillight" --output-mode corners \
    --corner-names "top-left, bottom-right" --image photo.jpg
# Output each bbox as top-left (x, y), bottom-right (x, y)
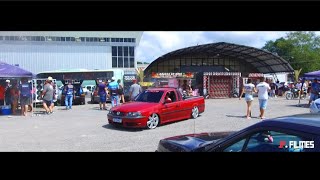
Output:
top-left (94, 91), bottom-right (98, 96)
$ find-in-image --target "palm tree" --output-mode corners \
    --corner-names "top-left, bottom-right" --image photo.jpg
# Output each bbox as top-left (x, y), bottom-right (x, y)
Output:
top-left (136, 67), bottom-right (144, 83)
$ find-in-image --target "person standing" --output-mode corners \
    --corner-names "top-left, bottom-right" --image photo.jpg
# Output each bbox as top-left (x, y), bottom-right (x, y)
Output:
top-left (10, 82), bottom-right (19, 115)
top-left (129, 79), bottom-right (142, 101)
top-left (41, 77), bottom-right (54, 115)
top-left (256, 77), bottom-right (271, 119)
top-left (4, 79), bottom-right (11, 106)
top-left (269, 80), bottom-right (277, 98)
top-left (108, 77), bottom-right (119, 108)
top-left (19, 78), bottom-right (32, 116)
top-left (64, 81), bottom-right (75, 110)
top-left (239, 79), bottom-right (257, 119)
top-left (117, 79), bottom-right (125, 104)
top-left (98, 79), bottom-right (108, 110)
top-left (308, 78), bottom-right (320, 107)
top-left (0, 81), bottom-right (5, 106)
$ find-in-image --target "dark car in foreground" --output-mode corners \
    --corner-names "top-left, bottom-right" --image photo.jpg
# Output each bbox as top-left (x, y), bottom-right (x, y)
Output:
top-left (157, 114), bottom-right (320, 152)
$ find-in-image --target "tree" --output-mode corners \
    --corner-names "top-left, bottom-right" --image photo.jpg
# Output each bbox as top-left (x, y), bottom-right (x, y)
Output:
top-left (262, 31), bottom-right (320, 75)
top-left (136, 67), bottom-right (144, 82)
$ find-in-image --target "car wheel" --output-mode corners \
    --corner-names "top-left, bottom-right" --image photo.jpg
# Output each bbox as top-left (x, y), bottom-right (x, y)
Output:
top-left (191, 106), bottom-right (199, 119)
top-left (147, 113), bottom-right (159, 129)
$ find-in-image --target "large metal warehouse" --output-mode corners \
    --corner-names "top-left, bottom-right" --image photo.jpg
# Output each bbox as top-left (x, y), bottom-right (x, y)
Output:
top-left (0, 31), bottom-right (143, 75)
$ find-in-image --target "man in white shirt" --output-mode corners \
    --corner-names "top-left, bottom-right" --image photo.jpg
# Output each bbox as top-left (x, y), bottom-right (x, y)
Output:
top-left (256, 77), bottom-right (271, 119)
top-left (295, 81), bottom-right (302, 90)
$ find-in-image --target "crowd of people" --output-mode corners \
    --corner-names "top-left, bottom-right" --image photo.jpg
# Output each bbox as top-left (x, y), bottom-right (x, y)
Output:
top-left (239, 77), bottom-right (320, 120)
top-left (0, 78), bottom-right (33, 116)
top-left (0, 76), bottom-right (145, 116)
top-left (96, 77), bottom-right (142, 110)
top-left (177, 79), bottom-right (202, 97)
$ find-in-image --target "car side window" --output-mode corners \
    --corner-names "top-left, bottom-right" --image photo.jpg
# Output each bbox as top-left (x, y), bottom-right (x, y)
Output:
top-left (244, 131), bottom-right (311, 152)
top-left (223, 139), bottom-right (247, 152)
top-left (170, 91), bottom-right (177, 102)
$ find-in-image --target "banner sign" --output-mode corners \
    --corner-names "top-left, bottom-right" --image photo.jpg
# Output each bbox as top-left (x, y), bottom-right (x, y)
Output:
top-left (204, 72), bottom-right (241, 76)
top-left (248, 73), bottom-right (264, 78)
top-left (124, 75), bottom-right (136, 81)
top-left (151, 72), bottom-right (194, 78)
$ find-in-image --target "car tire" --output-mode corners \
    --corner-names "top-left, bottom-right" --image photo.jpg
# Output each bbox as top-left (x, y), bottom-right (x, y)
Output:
top-left (147, 113), bottom-right (160, 129)
top-left (191, 106), bottom-right (199, 119)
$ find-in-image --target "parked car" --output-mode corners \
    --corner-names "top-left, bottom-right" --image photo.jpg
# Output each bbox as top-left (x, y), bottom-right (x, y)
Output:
top-left (157, 113), bottom-right (320, 152)
top-left (107, 87), bottom-right (205, 129)
top-left (83, 85), bottom-right (95, 95)
top-left (310, 98), bottom-right (320, 113)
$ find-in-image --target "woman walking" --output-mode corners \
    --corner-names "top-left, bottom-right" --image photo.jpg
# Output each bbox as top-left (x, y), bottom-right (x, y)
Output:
top-left (239, 79), bottom-right (257, 119)
top-left (117, 79), bottom-right (125, 104)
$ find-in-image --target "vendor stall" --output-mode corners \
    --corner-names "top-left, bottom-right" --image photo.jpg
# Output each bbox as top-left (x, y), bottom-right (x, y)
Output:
top-left (0, 62), bottom-right (34, 115)
top-left (303, 70), bottom-right (320, 80)
top-left (151, 72), bottom-right (194, 88)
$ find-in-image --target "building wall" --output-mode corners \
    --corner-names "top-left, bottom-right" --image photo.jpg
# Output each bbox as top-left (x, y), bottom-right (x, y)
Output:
top-left (0, 42), bottom-right (111, 73)
top-left (0, 31), bottom-right (143, 74)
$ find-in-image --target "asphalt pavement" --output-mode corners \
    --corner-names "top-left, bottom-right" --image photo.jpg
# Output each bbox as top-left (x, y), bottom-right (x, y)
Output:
top-left (0, 97), bottom-right (311, 151)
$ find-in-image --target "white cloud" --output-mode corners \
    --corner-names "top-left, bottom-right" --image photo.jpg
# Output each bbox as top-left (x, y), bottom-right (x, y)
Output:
top-left (136, 31), bottom-right (308, 63)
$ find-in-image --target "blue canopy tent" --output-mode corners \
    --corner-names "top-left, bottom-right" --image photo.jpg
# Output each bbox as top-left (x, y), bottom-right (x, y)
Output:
top-left (303, 70), bottom-right (320, 80)
top-left (0, 61), bottom-right (34, 78)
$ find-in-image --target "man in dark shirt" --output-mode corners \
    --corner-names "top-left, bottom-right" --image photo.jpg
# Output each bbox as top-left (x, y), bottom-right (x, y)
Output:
top-left (98, 80), bottom-right (108, 110)
top-left (4, 79), bottom-right (11, 105)
top-left (308, 78), bottom-right (320, 107)
top-left (19, 78), bottom-right (32, 116)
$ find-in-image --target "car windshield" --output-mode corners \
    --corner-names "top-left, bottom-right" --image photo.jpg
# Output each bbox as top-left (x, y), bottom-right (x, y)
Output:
top-left (135, 90), bottom-right (164, 103)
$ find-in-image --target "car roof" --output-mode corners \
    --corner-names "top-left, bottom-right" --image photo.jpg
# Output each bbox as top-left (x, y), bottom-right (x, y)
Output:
top-left (250, 114), bottom-right (320, 135)
top-left (147, 87), bottom-right (176, 91)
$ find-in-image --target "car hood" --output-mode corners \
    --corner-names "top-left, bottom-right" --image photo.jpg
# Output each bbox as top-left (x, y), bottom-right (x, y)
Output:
top-left (111, 102), bottom-right (158, 112)
top-left (158, 131), bottom-right (235, 152)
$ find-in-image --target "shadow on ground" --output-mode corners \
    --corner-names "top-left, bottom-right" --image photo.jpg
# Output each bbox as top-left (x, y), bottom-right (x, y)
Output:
top-left (102, 124), bottom-right (143, 132)
top-left (226, 114), bottom-right (260, 119)
top-left (286, 104), bottom-right (309, 108)
top-left (90, 107), bottom-right (110, 111)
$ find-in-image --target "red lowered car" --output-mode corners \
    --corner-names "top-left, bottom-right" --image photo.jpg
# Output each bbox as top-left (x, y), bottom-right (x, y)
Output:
top-left (107, 88), bottom-right (205, 129)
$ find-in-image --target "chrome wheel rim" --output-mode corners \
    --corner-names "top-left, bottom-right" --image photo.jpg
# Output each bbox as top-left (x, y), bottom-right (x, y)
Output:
top-left (147, 113), bottom-right (159, 129)
top-left (192, 106), bottom-right (199, 118)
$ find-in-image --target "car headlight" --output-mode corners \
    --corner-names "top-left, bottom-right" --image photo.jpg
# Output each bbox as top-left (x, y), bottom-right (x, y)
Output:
top-left (127, 112), bottom-right (142, 117)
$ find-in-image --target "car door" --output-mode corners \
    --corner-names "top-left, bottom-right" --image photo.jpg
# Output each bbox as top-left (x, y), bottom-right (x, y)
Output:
top-left (161, 91), bottom-right (180, 122)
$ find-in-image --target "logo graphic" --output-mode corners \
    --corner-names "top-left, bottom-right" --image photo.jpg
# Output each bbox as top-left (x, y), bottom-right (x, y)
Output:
top-left (278, 140), bottom-right (314, 151)
top-left (117, 112), bottom-right (120, 116)
top-left (278, 140), bottom-right (287, 148)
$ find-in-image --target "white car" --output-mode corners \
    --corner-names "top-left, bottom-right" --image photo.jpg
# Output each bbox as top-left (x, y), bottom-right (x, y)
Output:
top-left (82, 85), bottom-right (95, 95)
top-left (310, 98), bottom-right (320, 113)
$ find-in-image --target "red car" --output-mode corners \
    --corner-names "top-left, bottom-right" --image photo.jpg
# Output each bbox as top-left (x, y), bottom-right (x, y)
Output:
top-left (107, 88), bottom-right (205, 129)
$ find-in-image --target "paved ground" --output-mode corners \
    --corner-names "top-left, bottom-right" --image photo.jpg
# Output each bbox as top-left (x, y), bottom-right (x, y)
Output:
top-left (0, 97), bottom-right (311, 151)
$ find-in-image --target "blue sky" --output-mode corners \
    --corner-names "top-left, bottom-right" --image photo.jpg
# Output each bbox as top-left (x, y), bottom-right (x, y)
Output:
top-left (136, 31), bottom-right (290, 63)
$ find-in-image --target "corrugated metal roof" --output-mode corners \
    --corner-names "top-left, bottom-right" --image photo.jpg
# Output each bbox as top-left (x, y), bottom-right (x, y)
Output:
top-left (145, 42), bottom-right (294, 74)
